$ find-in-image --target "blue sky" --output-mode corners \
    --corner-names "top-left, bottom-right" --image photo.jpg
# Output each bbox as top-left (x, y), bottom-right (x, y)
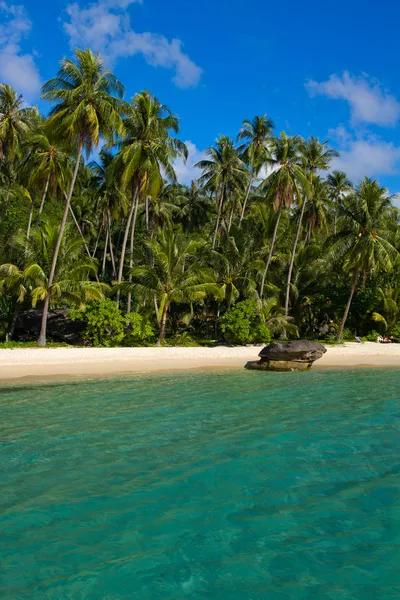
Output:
top-left (1, 0), bottom-right (400, 195)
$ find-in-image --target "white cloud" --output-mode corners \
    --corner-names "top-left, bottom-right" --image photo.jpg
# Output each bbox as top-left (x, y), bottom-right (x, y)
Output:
top-left (306, 71), bottom-right (400, 127)
top-left (173, 141), bottom-right (206, 184)
top-left (329, 128), bottom-right (400, 182)
top-left (0, 2), bottom-right (41, 99)
top-left (63, 0), bottom-right (202, 88)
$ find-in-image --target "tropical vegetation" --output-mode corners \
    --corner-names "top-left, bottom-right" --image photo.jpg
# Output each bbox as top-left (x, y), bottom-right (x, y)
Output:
top-left (1, 48), bottom-right (399, 347)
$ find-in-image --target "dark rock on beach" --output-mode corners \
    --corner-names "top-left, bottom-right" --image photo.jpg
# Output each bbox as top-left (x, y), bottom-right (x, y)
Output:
top-left (246, 340), bottom-right (327, 372)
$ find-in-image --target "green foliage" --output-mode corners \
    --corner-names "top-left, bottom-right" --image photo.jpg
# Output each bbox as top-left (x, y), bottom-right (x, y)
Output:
top-left (389, 323), bottom-right (400, 338)
top-left (165, 332), bottom-right (199, 347)
top-left (0, 341), bottom-right (71, 348)
top-left (124, 312), bottom-right (156, 346)
top-left (70, 299), bottom-right (125, 347)
top-left (363, 330), bottom-right (380, 342)
top-left (220, 300), bottom-right (271, 345)
top-left (341, 327), bottom-right (354, 341)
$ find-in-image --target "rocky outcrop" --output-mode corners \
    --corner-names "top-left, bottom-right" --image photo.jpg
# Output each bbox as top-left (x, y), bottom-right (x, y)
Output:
top-left (13, 309), bottom-right (86, 345)
top-left (246, 340), bottom-right (327, 371)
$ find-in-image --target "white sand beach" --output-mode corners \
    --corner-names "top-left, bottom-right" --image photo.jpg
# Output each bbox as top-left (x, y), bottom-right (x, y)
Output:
top-left (1, 342), bottom-right (400, 382)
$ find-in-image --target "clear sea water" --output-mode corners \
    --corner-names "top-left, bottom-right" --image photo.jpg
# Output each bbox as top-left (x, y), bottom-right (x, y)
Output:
top-left (1, 369), bottom-right (400, 599)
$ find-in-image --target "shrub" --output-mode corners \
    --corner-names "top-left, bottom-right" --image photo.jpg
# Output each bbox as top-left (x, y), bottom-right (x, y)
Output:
top-left (220, 300), bottom-right (271, 345)
top-left (341, 327), bottom-right (354, 341)
top-left (124, 312), bottom-right (156, 346)
top-left (165, 332), bottom-right (199, 347)
top-left (69, 299), bottom-right (126, 347)
top-left (363, 329), bottom-right (380, 342)
top-left (389, 323), bottom-right (400, 338)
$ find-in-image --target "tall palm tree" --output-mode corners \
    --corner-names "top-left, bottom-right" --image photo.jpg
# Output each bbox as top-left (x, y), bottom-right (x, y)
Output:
top-left (37, 48), bottom-right (125, 345)
top-left (0, 84), bottom-right (37, 219)
top-left (179, 181), bottom-right (213, 233)
top-left (237, 115), bottom-right (274, 222)
top-left (90, 149), bottom-right (128, 278)
top-left (115, 91), bottom-right (187, 310)
top-left (329, 178), bottom-right (398, 343)
top-left (259, 133), bottom-right (303, 297)
top-left (124, 230), bottom-right (221, 344)
top-left (120, 230), bottom-right (222, 345)
top-left (0, 84), bottom-right (36, 161)
top-left (0, 221), bottom-right (105, 338)
top-left (284, 137), bottom-right (338, 315)
top-left (28, 121), bottom-right (70, 226)
top-left (327, 170), bottom-right (352, 234)
top-left (196, 135), bottom-right (247, 249)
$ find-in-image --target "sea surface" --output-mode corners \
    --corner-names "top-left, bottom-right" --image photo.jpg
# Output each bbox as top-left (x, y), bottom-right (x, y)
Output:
top-left (1, 369), bottom-right (400, 599)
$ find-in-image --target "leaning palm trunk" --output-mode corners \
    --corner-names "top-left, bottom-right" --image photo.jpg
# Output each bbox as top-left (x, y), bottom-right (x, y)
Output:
top-left (107, 211), bottom-right (116, 277)
top-left (337, 271), bottom-right (359, 343)
top-left (102, 228), bottom-right (109, 277)
top-left (116, 187), bottom-right (138, 307)
top-left (35, 173), bottom-right (50, 226)
top-left (37, 142), bottom-right (83, 346)
top-left (285, 199), bottom-right (307, 316)
top-left (239, 176), bottom-right (253, 224)
top-left (212, 188), bottom-right (225, 249)
top-left (259, 204), bottom-right (283, 298)
top-left (126, 213), bottom-right (137, 314)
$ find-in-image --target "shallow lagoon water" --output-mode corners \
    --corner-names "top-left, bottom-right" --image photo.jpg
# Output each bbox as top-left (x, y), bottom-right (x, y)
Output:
top-left (1, 368), bottom-right (400, 599)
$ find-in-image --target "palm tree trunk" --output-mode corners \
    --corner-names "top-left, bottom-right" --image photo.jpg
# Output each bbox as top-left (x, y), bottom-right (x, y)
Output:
top-left (285, 199), bottom-right (307, 316)
top-left (260, 204), bottom-right (283, 298)
top-left (212, 188), bottom-right (225, 250)
top-left (239, 175), bottom-right (253, 224)
top-left (116, 187), bottom-right (138, 307)
top-left (37, 141), bottom-right (83, 346)
top-left (228, 206), bottom-right (234, 232)
top-left (26, 199), bottom-right (34, 240)
top-left (157, 305), bottom-right (168, 346)
top-left (91, 227), bottom-right (101, 258)
top-left (337, 272), bottom-right (359, 344)
top-left (102, 228), bottom-right (109, 277)
top-left (7, 301), bottom-right (20, 341)
top-left (126, 191), bottom-right (140, 313)
top-left (107, 211), bottom-right (116, 278)
top-left (36, 173), bottom-right (50, 226)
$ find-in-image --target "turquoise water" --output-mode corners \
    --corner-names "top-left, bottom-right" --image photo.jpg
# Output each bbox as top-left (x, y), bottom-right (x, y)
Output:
top-left (2, 369), bottom-right (400, 599)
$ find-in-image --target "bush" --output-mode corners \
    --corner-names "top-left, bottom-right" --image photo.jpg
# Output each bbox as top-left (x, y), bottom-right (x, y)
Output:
top-left (220, 300), bottom-right (271, 345)
top-left (69, 299), bottom-right (126, 347)
top-left (363, 329), bottom-right (380, 342)
top-left (124, 312), bottom-right (156, 346)
top-left (165, 332), bottom-right (199, 347)
top-left (389, 323), bottom-right (400, 338)
top-left (341, 327), bottom-right (354, 341)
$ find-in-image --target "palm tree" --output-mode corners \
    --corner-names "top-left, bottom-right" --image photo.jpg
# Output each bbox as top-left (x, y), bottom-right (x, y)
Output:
top-left (237, 115), bottom-right (274, 222)
top-left (327, 170), bottom-right (352, 234)
top-left (90, 149), bottom-right (128, 278)
top-left (28, 121), bottom-right (70, 226)
top-left (329, 178), bottom-right (398, 343)
top-left (115, 91), bottom-right (187, 310)
top-left (284, 137), bottom-right (338, 315)
top-left (196, 135), bottom-right (247, 249)
top-left (37, 48), bottom-right (125, 345)
top-left (0, 221), bottom-right (106, 338)
top-left (0, 84), bottom-right (37, 219)
top-left (179, 182), bottom-right (213, 233)
top-left (259, 133), bottom-right (303, 297)
top-left (372, 285), bottom-right (400, 333)
top-left (0, 84), bottom-right (36, 161)
top-left (120, 229), bottom-right (222, 345)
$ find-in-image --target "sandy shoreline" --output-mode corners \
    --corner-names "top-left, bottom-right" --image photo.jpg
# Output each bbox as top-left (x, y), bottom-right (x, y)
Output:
top-left (1, 342), bottom-right (400, 383)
